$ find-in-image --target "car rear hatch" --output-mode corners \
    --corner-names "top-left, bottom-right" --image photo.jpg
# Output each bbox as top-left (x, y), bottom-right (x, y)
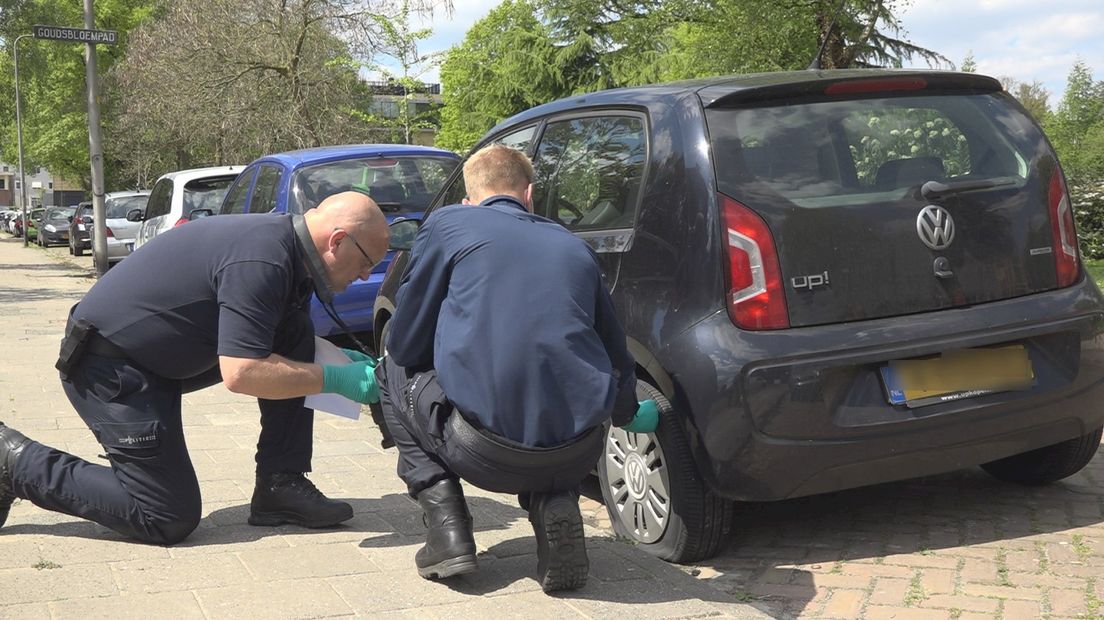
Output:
top-left (702, 72), bottom-right (1079, 329)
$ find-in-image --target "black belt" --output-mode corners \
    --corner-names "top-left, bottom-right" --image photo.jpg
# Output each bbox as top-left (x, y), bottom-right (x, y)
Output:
top-left (86, 333), bottom-right (128, 359)
top-left (446, 411), bottom-right (603, 470)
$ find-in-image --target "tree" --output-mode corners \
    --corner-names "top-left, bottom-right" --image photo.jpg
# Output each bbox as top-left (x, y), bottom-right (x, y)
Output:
top-left (999, 77), bottom-right (1050, 124)
top-left (106, 0), bottom-right (450, 186)
top-left (960, 51), bottom-right (977, 73)
top-left (437, 0), bottom-right (949, 150)
top-left (1047, 61), bottom-right (1104, 181)
top-left (366, 0), bottom-right (445, 144)
top-left (0, 0), bottom-right (157, 191)
top-left (435, 0), bottom-right (559, 153)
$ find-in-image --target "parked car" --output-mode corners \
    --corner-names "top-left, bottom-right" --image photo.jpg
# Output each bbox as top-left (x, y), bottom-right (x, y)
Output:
top-left (213, 144), bottom-right (460, 337)
top-left (69, 193), bottom-right (149, 258)
top-left (374, 69), bottom-right (1104, 563)
top-left (21, 208), bottom-right (45, 240)
top-left (132, 166), bottom-right (242, 250)
top-left (36, 206), bottom-right (76, 246)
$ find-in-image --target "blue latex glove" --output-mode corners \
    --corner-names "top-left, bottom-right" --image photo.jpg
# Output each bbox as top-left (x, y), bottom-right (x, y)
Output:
top-left (322, 361), bottom-right (380, 404)
top-left (341, 347), bottom-right (378, 367)
top-left (620, 399), bottom-right (660, 433)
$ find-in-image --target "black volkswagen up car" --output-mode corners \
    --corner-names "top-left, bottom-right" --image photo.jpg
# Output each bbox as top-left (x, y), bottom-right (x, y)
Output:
top-left (373, 70), bottom-right (1104, 563)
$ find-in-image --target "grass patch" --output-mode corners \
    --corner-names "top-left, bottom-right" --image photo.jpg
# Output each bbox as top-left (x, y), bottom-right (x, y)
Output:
top-left (32, 559), bottom-right (61, 570)
top-left (1085, 259), bottom-right (1104, 286)
top-left (1071, 534), bottom-right (1093, 559)
top-left (996, 548), bottom-right (1013, 587)
top-left (904, 572), bottom-right (926, 606)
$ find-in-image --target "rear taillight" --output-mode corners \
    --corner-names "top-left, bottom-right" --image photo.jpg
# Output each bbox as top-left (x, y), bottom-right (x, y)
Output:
top-left (173, 217), bottom-right (189, 228)
top-left (719, 194), bottom-right (788, 330)
top-left (1048, 165), bottom-right (1079, 287)
top-left (104, 227), bottom-right (115, 238)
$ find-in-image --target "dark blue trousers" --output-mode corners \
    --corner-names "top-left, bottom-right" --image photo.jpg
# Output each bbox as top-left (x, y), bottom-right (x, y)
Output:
top-left (10, 312), bottom-right (315, 545)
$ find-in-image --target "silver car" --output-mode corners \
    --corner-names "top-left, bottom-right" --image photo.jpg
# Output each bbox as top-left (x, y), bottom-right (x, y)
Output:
top-left (84, 191), bottom-right (151, 262)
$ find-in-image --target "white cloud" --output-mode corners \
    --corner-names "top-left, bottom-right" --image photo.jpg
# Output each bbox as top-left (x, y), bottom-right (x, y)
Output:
top-left (897, 1), bottom-right (1104, 106)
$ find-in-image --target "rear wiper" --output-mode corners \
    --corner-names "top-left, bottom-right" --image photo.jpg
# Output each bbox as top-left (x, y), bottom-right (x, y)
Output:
top-left (921, 177), bottom-right (1016, 200)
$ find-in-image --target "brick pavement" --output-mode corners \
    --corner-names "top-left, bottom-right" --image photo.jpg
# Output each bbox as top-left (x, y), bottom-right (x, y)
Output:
top-left (3, 234), bottom-right (1103, 619)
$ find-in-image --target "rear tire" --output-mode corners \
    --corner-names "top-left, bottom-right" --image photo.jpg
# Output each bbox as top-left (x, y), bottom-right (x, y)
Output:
top-left (597, 380), bottom-right (732, 563)
top-left (981, 426), bottom-right (1102, 485)
top-left (73, 242), bottom-right (84, 256)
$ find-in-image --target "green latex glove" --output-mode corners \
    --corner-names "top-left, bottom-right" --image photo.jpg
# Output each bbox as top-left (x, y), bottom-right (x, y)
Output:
top-left (621, 399), bottom-right (660, 433)
top-left (322, 361), bottom-right (380, 404)
top-left (341, 348), bottom-right (378, 367)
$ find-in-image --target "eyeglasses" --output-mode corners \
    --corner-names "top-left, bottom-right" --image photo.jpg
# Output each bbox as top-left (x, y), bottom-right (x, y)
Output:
top-left (335, 228), bottom-right (379, 272)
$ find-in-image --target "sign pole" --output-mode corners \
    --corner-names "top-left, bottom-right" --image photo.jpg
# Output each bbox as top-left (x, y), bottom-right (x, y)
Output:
top-left (13, 34), bottom-right (32, 247)
top-left (83, 0), bottom-right (109, 277)
top-left (31, 19), bottom-right (117, 275)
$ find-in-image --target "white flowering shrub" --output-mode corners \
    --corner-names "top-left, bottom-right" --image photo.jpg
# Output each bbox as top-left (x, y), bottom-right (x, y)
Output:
top-left (1072, 178), bottom-right (1104, 259)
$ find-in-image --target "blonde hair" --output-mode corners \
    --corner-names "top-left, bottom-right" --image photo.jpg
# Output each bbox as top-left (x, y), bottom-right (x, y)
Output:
top-left (463, 144), bottom-right (535, 203)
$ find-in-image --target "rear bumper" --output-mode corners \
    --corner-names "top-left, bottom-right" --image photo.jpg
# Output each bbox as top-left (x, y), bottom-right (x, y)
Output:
top-left (105, 238), bottom-right (134, 261)
top-left (664, 276), bottom-right (1104, 501)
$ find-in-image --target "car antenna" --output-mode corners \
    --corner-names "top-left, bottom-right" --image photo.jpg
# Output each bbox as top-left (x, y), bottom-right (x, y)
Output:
top-left (807, 0), bottom-right (849, 70)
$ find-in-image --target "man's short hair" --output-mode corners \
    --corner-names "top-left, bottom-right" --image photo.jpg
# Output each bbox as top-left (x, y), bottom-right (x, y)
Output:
top-left (463, 144), bottom-right (535, 200)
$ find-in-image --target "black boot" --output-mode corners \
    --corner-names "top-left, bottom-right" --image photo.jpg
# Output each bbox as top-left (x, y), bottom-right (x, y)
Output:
top-left (529, 490), bottom-right (588, 592)
top-left (0, 421), bottom-right (30, 530)
top-left (415, 478), bottom-right (477, 579)
top-left (248, 472), bottom-right (353, 528)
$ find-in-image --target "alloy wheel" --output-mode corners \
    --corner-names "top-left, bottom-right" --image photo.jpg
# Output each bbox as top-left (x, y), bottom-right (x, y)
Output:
top-left (601, 426), bottom-right (671, 543)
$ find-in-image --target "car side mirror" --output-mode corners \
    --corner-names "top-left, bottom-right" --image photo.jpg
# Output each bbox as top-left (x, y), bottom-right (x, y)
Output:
top-left (389, 218), bottom-right (421, 251)
top-left (189, 208), bottom-right (214, 221)
top-left (82, 215), bottom-right (93, 225)
top-left (125, 208), bottom-right (145, 222)
top-left (67, 216), bottom-right (74, 223)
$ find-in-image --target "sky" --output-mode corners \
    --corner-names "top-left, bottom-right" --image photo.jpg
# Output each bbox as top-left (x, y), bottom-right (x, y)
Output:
top-left (398, 0), bottom-right (1104, 109)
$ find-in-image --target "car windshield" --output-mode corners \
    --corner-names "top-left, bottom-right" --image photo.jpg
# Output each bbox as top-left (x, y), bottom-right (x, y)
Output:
top-left (183, 176), bottom-right (236, 215)
top-left (106, 195), bottom-right (150, 218)
top-left (289, 155), bottom-right (458, 213)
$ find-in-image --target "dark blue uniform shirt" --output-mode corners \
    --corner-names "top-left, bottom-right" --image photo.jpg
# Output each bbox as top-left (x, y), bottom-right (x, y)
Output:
top-left (74, 214), bottom-right (313, 380)
top-left (387, 196), bottom-right (636, 447)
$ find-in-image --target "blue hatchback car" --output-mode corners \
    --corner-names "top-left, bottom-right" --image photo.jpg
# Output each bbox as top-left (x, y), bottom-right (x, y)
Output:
top-left (216, 144), bottom-right (460, 338)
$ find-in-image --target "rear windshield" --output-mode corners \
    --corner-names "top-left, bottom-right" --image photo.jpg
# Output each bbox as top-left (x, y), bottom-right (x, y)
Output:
top-left (289, 156), bottom-right (458, 213)
top-left (184, 176), bottom-right (236, 215)
top-left (106, 195), bottom-right (149, 218)
top-left (707, 93), bottom-right (1044, 209)
top-left (45, 207), bottom-right (75, 222)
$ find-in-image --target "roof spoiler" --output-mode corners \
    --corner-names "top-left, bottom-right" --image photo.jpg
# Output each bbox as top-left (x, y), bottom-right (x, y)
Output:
top-left (701, 72), bottom-right (1003, 108)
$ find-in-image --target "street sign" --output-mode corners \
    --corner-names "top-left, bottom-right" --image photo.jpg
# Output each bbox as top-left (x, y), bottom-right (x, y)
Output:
top-left (32, 24), bottom-right (117, 44)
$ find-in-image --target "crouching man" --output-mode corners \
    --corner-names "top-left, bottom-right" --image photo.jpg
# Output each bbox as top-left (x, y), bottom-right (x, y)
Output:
top-left (0, 192), bottom-right (388, 544)
top-left (377, 145), bottom-right (658, 592)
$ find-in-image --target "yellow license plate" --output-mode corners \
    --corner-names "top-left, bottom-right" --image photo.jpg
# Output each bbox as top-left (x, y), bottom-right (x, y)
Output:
top-left (884, 345), bottom-right (1034, 406)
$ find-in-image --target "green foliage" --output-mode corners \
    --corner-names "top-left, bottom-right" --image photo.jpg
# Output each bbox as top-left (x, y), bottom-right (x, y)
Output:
top-left (1047, 61), bottom-right (1104, 182)
top-left (438, 0), bottom-right (950, 150)
top-left (436, 0), bottom-right (560, 153)
top-left (369, 0), bottom-right (446, 144)
top-left (0, 0), bottom-right (157, 191)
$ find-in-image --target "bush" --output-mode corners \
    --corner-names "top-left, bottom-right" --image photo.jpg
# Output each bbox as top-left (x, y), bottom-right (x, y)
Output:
top-left (1073, 178), bottom-right (1104, 259)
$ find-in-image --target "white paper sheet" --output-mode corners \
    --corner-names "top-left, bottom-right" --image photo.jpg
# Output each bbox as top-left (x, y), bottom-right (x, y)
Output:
top-left (304, 336), bottom-right (362, 420)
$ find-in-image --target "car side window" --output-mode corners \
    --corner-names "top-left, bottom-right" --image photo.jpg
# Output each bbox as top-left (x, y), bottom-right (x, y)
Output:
top-left (144, 179), bottom-right (174, 219)
top-left (249, 165), bottom-right (283, 214)
top-left (221, 167), bottom-right (257, 215)
top-left (531, 115), bottom-right (646, 231)
top-left (436, 125), bottom-right (539, 209)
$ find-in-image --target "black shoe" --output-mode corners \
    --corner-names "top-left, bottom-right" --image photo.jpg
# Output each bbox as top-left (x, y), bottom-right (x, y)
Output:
top-left (414, 479), bottom-right (478, 579)
top-left (0, 421), bottom-right (30, 530)
top-left (529, 491), bottom-right (588, 592)
top-left (248, 472), bottom-right (353, 528)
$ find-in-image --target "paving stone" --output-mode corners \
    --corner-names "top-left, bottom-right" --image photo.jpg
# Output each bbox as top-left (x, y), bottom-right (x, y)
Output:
top-left (113, 553), bottom-right (252, 594)
top-left (195, 579), bottom-right (352, 619)
top-left (50, 590), bottom-right (206, 619)
top-left (0, 603), bottom-right (50, 619)
top-left (0, 565), bottom-right (116, 605)
top-left (238, 540), bottom-right (382, 580)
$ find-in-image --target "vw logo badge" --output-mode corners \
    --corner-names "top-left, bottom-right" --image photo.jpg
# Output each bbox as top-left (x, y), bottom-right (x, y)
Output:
top-left (625, 454), bottom-right (648, 499)
top-left (916, 205), bottom-right (955, 250)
